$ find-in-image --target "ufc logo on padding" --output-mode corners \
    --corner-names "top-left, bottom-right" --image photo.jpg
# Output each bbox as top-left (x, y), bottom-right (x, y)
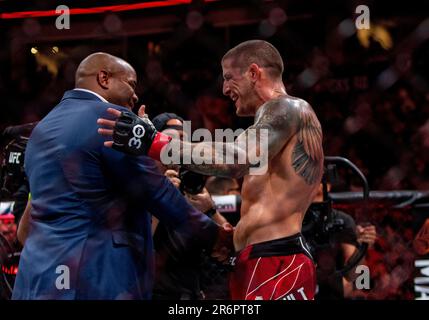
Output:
top-left (9, 152), bottom-right (21, 164)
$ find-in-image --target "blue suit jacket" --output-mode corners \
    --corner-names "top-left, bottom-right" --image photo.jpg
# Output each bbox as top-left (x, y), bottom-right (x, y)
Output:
top-left (12, 90), bottom-right (218, 300)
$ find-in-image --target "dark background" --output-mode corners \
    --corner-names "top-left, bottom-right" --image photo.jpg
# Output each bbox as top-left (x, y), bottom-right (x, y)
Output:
top-left (1, 0), bottom-right (428, 190)
top-left (0, 0), bottom-right (428, 299)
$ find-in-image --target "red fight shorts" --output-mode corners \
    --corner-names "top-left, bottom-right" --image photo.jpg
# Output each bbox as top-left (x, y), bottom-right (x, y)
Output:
top-left (229, 233), bottom-right (316, 300)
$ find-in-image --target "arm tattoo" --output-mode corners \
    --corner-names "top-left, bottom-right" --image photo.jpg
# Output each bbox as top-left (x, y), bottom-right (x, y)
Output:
top-left (177, 96), bottom-right (323, 183)
top-left (254, 96), bottom-right (323, 185)
top-left (291, 102), bottom-right (324, 185)
top-left (251, 99), bottom-right (298, 160)
top-left (179, 141), bottom-right (249, 178)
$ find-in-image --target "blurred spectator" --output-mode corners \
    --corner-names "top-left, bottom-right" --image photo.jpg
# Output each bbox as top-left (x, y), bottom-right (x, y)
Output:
top-left (205, 176), bottom-right (241, 196)
top-left (308, 183), bottom-right (377, 300)
top-left (191, 93), bottom-right (234, 133)
top-left (413, 218), bottom-right (429, 256)
top-left (151, 113), bottom-right (229, 300)
top-left (199, 176), bottom-right (242, 300)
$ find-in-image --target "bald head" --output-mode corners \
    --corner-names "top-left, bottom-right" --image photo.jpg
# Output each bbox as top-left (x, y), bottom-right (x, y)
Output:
top-left (75, 52), bottom-right (138, 109)
top-left (75, 52), bottom-right (132, 86)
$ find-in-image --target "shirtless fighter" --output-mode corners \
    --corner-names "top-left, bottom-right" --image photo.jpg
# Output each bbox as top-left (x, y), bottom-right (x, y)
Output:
top-left (97, 40), bottom-right (324, 300)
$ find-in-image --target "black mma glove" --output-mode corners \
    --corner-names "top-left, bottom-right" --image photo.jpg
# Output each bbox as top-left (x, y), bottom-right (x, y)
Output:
top-left (112, 110), bottom-right (172, 160)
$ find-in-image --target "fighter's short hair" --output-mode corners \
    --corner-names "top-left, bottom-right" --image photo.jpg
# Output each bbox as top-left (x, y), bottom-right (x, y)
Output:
top-left (222, 40), bottom-right (284, 80)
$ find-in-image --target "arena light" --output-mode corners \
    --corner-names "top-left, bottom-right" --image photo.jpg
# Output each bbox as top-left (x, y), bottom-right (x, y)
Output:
top-left (0, 0), bottom-right (219, 19)
top-left (1, 265), bottom-right (18, 275)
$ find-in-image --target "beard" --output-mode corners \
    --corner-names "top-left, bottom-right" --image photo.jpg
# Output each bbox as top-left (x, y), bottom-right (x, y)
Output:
top-left (236, 90), bottom-right (260, 116)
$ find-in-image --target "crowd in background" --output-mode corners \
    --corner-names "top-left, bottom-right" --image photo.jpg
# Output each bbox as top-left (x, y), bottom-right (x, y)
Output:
top-left (2, 19), bottom-right (428, 192)
top-left (1, 8), bottom-right (428, 300)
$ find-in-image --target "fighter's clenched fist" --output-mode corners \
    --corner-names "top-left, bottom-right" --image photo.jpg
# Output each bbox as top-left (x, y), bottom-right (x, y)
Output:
top-left (98, 108), bottom-right (171, 160)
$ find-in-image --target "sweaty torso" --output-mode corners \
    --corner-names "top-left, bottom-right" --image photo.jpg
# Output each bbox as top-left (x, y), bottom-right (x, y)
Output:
top-left (234, 96), bottom-right (323, 251)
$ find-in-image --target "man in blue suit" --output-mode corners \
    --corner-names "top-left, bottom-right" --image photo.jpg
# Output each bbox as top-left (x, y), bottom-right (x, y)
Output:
top-left (12, 52), bottom-right (231, 299)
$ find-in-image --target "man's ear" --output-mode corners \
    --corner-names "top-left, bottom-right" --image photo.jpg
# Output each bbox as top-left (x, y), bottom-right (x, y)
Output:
top-left (248, 63), bottom-right (261, 83)
top-left (96, 70), bottom-right (109, 89)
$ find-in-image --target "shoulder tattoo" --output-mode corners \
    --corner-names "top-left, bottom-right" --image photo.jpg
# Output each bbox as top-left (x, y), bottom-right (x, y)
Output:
top-left (291, 102), bottom-right (324, 185)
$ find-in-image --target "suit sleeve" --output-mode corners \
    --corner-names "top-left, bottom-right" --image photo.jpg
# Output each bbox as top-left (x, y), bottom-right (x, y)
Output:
top-left (100, 133), bottom-right (219, 251)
